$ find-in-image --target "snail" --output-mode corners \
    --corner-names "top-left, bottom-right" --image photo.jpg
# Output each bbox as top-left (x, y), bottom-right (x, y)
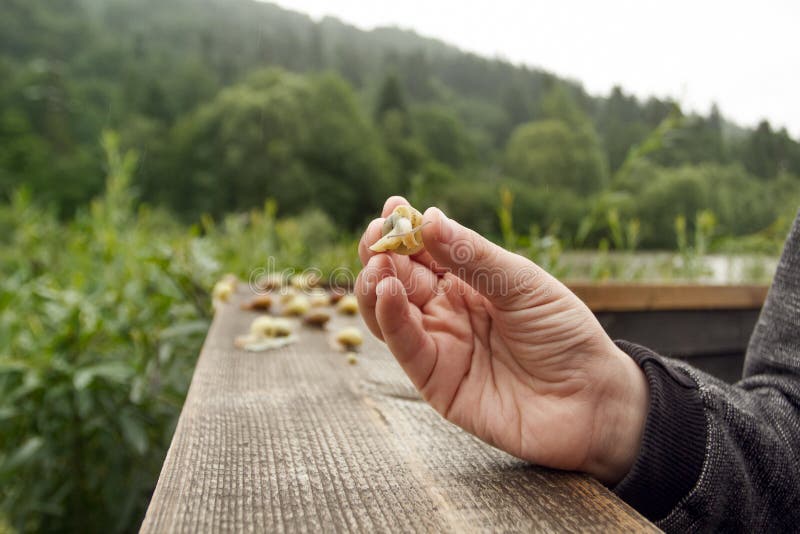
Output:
top-left (334, 326), bottom-right (363, 351)
top-left (256, 273), bottom-right (285, 291)
top-left (279, 288), bottom-right (299, 304)
top-left (282, 295), bottom-right (311, 316)
top-left (240, 294), bottom-right (273, 311)
top-left (290, 272), bottom-right (320, 290)
top-left (328, 288), bottom-right (346, 305)
top-left (369, 205), bottom-right (425, 255)
top-left (336, 294), bottom-right (359, 315)
top-left (236, 316), bottom-right (297, 351)
top-left (212, 280), bottom-right (234, 302)
top-left (212, 274), bottom-right (238, 307)
top-left (250, 316), bottom-right (293, 338)
top-left (303, 309), bottom-right (331, 328)
top-left (308, 289), bottom-right (330, 308)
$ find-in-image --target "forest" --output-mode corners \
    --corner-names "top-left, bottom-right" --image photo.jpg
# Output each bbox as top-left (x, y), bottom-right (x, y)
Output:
top-left (3, 0), bottom-right (800, 247)
top-left (1, 0), bottom-right (799, 532)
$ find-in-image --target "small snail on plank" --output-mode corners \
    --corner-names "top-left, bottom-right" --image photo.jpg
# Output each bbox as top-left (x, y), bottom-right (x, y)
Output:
top-left (334, 327), bottom-right (363, 352)
top-left (235, 316), bottom-right (297, 352)
top-left (303, 309), bottom-right (331, 328)
top-left (369, 205), bottom-right (425, 255)
top-left (282, 295), bottom-right (311, 316)
top-left (336, 294), bottom-right (359, 315)
top-left (240, 294), bottom-right (273, 311)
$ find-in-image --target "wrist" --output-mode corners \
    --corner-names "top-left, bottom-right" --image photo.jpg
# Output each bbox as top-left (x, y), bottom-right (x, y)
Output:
top-left (582, 343), bottom-right (649, 484)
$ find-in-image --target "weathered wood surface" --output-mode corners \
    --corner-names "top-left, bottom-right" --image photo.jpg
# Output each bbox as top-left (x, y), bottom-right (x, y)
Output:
top-left (141, 288), bottom-right (658, 533)
top-left (569, 282), bottom-right (768, 312)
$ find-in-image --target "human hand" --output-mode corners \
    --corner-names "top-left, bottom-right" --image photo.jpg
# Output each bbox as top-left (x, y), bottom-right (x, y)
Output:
top-left (356, 197), bottom-right (649, 484)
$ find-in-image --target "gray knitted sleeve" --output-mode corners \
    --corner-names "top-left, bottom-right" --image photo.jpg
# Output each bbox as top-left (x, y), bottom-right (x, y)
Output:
top-left (613, 211), bottom-right (800, 532)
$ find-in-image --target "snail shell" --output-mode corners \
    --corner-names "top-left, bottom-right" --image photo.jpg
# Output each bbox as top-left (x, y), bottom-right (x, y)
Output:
top-left (250, 316), bottom-right (293, 338)
top-left (303, 309), bottom-right (331, 328)
top-left (279, 288), bottom-right (298, 304)
top-left (369, 205), bottom-right (425, 255)
top-left (308, 289), bottom-right (331, 308)
top-left (336, 294), bottom-right (359, 315)
top-left (240, 294), bottom-right (273, 311)
top-left (212, 281), bottom-right (234, 302)
top-left (256, 273), bottom-right (285, 291)
top-left (291, 272), bottom-right (321, 290)
top-left (282, 295), bottom-right (311, 316)
top-left (329, 288), bottom-right (346, 304)
top-left (334, 327), bottom-right (363, 351)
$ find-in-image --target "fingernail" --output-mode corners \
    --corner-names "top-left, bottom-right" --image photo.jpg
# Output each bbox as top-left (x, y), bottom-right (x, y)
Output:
top-left (437, 209), bottom-right (456, 243)
top-left (376, 277), bottom-right (398, 297)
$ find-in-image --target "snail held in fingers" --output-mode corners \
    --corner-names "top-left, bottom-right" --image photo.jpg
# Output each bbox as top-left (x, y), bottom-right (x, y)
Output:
top-left (369, 205), bottom-right (425, 255)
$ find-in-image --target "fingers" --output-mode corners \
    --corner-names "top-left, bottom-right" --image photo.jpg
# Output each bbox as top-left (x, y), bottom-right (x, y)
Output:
top-left (358, 218), bottom-right (385, 266)
top-left (359, 197), bottom-right (443, 273)
top-left (374, 277), bottom-right (437, 390)
top-left (355, 254), bottom-right (396, 340)
top-left (382, 195), bottom-right (409, 217)
top-left (420, 207), bottom-right (565, 310)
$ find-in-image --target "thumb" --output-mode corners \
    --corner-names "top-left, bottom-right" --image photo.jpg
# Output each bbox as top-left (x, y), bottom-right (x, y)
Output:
top-left (421, 207), bottom-right (564, 310)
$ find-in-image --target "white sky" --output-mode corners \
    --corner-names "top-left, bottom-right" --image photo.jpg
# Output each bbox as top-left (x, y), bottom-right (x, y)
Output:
top-left (268, 0), bottom-right (800, 137)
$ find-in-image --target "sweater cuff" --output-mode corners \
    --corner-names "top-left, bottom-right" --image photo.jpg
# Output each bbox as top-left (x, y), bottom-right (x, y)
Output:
top-left (612, 340), bottom-right (707, 522)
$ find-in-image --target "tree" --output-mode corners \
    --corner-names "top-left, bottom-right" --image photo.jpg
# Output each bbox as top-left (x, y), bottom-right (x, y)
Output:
top-left (374, 73), bottom-right (407, 122)
top-left (504, 119), bottom-right (608, 193)
top-left (166, 69), bottom-right (391, 227)
top-left (411, 106), bottom-right (475, 169)
top-left (742, 120), bottom-right (800, 179)
top-left (597, 86), bottom-right (650, 172)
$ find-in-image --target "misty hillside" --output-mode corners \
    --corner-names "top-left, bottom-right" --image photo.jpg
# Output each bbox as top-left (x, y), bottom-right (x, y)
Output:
top-left (2, 0), bottom-right (799, 246)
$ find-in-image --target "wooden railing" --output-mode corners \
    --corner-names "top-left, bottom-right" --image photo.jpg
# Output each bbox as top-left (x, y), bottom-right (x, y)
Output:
top-left (569, 282), bottom-right (769, 383)
top-left (140, 286), bottom-right (657, 532)
top-left (568, 282), bottom-right (768, 312)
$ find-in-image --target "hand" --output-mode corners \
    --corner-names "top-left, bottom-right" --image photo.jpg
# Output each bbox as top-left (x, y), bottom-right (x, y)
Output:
top-left (356, 197), bottom-right (649, 484)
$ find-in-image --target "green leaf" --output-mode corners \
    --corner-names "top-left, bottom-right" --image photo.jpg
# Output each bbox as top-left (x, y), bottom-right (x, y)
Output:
top-left (159, 320), bottom-right (209, 340)
top-left (119, 412), bottom-right (148, 456)
top-left (73, 361), bottom-right (133, 390)
top-left (0, 356), bottom-right (31, 373)
top-left (1, 436), bottom-right (44, 476)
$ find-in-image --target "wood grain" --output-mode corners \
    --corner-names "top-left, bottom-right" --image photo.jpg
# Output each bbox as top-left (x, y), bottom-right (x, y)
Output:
top-left (140, 288), bottom-right (658, 533)
top-left (569, 282), bottom-right (768, 312)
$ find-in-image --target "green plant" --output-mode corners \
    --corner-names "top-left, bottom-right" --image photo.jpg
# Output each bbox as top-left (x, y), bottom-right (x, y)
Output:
top-left (0, 134), bottom-right (209, 533)
top-left (495, 187), bottom-right (568, 277)
top-left (671, 210), bottom-right (716, 280)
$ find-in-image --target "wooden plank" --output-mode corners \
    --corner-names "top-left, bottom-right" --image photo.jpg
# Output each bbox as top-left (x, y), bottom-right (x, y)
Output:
top-left (569, 282), bottom-right (768, 312)
top-left (140, 287), bottom-right (657, 533)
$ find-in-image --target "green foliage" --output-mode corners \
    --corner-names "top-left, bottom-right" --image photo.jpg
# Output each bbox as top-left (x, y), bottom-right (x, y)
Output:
top-left (494, 187), bottom-right (567, 277)
top-left (671, 211), bottom-right (716, 279)
top-left (165, 69), bottom-right (391, 227)
top-left (630, 163), bottom-right (788, 248)
top-left (374, 73), bottom-right (407, 121)
top-left (2, 0), bottom-right (799, 243)
top-left (504, 119), bottom-right (608, 193)
top-left (411, 105), bottom-right (476, 169)
top-left (2, 2), bottom-right (798, 531)
top-left (0, 137), bottom-right (205, 533)
top-left (0, 133), bottom-right (361, 532)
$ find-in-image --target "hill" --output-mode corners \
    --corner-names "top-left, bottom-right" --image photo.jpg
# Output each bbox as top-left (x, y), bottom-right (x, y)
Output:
top-left (1, 0), bottom-right (799, 246)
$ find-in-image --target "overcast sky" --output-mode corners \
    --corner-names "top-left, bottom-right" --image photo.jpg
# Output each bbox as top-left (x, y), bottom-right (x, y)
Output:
top-left (268, 0), bottom-right (800, 137)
